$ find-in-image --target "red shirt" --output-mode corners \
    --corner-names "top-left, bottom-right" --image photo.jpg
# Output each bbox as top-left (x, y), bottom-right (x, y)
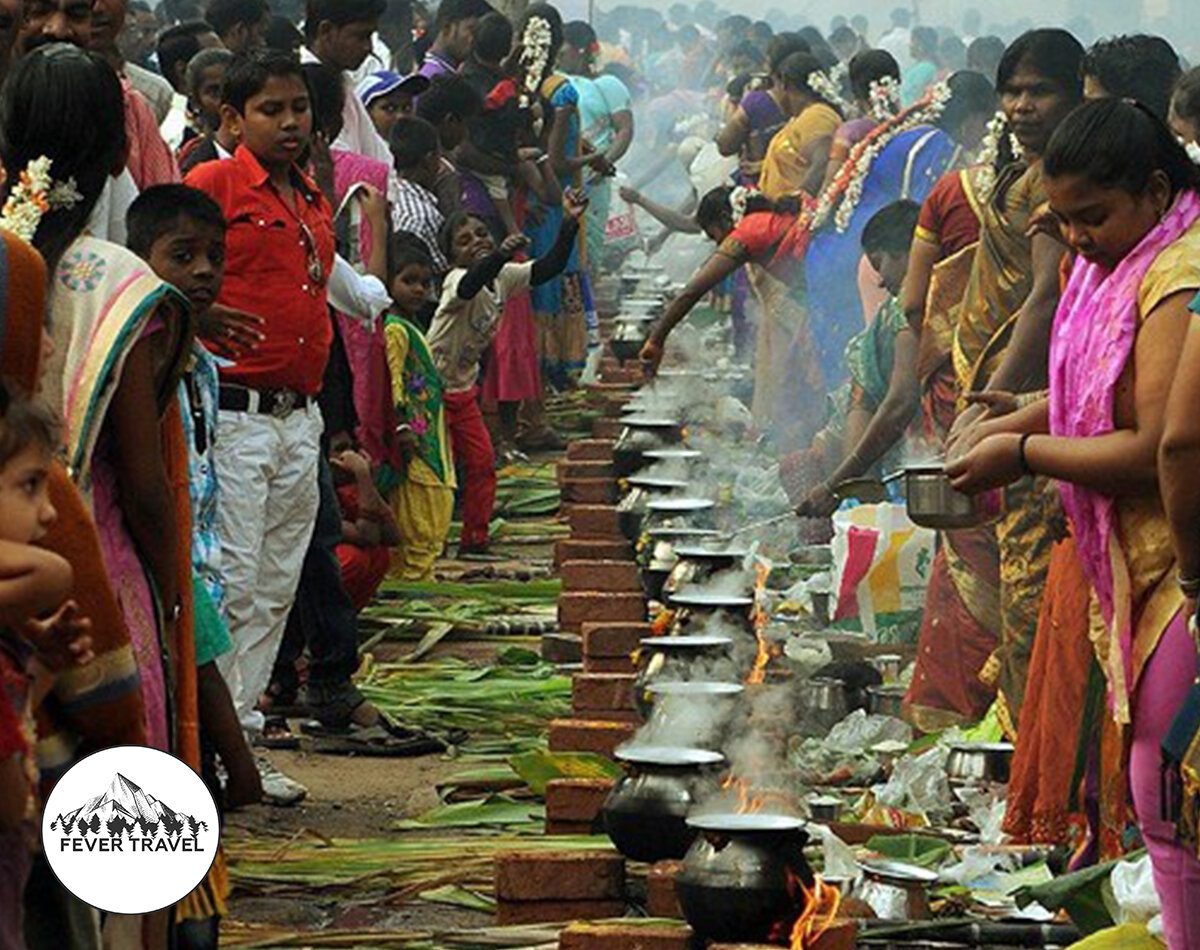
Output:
top-left (185, 146), bottom-right (335, 394)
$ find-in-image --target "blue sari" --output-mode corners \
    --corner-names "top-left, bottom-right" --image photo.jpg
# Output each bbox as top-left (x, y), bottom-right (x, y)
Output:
top-left (804, 125), bottom-right (958, 389)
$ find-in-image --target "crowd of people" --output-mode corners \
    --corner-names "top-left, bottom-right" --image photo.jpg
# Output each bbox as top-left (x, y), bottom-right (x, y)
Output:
top-left (1, 0), bottom-right (1200, 947)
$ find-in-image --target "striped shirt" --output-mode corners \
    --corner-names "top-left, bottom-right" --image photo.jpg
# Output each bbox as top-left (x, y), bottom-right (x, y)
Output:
top-left (394, 178), bottom-right (448, 273)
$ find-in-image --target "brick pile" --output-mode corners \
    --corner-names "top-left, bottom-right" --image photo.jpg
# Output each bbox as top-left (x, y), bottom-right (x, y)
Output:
top-left (494, 851), bottom-right (627, 925)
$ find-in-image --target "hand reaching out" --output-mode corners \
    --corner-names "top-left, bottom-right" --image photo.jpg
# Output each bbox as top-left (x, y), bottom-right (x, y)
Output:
top-left (25, 601), bottom-right (94, 672)
top-left (499, 233), bottom-right (531, 258)
top-left (619, 185), bottom-right (641, 205)
top-left (356, 183), bottom-right (388, 225)
top-left (563, 187), bottom-right (589, 221)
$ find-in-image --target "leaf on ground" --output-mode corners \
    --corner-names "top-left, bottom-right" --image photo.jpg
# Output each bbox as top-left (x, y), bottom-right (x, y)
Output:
top-left (418, 884), bottom-right (498, 912)
top-left (397, 794), bottom-right (546, 829)
top-left (865, 833), bottom-right (952, 868)
top-left (509, 750), bottom-right (624, 796)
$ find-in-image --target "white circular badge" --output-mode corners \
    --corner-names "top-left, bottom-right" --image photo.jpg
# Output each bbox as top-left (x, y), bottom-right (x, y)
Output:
top-left (41, 745), bottom-right (220, 914)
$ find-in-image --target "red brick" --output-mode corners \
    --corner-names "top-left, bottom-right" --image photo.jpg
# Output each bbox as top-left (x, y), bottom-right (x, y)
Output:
top-left (495, 851), bottom-right (625, 902)
top-left (559, 592), bottom-right (646, 632)
top-left (573, 673), bottom-right (636, 713)
top-left (646, 862), bottom-right (684, 919)
top-left (568, 439), bottom-right (616, 462)
top-left (546, 778), bottom-right (616, 824)
top-left (564, 479), bottom-right (618, 505)
top-left (574, 708), bottom-right (641, 723)
top-left (593, 418), bottom-right (622, 440)
top-left (582, 622), bottom-right (653, 658)
top-left (556, 539), bottom-right (633, 567)
top-left (811, 920), bottom-right (858, 950)
top-left (548, 718), bottom-right (638, 757)
top-left (559, 459), bottom-right (616, 482)
top-left (496, 900), bottom-right (626, 926)
top-left (559, 921), bottom-right (695, 950)
top-left (584, 655), bottom-right (637, 674)
top-left (546, 818), bottom-right (600, 836)
top-left (542, 633), bottom-right (583, 664)
top-left (569, 505), bottom-right (622, 539)
top-left (600, 368), bottom-right (634, 385)
top-left (562, 561), bottom-right (641, 593)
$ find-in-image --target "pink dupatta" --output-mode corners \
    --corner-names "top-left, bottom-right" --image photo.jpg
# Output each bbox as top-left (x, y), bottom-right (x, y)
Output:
top-left (1048, 189), bottom-right (1200, 722)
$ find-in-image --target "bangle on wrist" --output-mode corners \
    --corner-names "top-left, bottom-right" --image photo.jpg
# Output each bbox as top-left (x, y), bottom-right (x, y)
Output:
top-left (1178, 569), bottom-right (1200, 599)
top-left (1017, 433), bottom-right (1034, 476)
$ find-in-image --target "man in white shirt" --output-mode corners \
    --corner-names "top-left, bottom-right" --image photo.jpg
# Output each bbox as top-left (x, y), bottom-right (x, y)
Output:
top-left (877, 7), bottom-right (914, 72)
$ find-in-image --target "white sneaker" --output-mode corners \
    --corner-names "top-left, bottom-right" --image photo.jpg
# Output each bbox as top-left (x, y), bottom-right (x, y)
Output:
top-left (254, 755), bottom-right (307, 806)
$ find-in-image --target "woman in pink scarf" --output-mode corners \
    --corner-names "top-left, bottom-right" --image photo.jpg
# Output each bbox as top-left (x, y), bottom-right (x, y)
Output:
top-left (948, 99), bottom-right (1200, 948)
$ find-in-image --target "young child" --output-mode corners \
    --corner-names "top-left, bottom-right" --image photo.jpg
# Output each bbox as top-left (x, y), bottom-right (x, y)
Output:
top-left (460, 11), bottom-right (526, 237)
top-left (429, 189), bottom-right (587, 555)
top-left (0, 389), bottom-right (94, 949)
top-left (125, 184), bottom-right (263, 813)
top-left (328, 432), bottom-right (401, 608)
top-left (383, 233), bottom-right (455, 578)
top-left (178, 48), bottom-right (237, 175)
top-left (390, 115), bottom-right (449, 273)
top-left (358, 69), bottom-right (428, 145)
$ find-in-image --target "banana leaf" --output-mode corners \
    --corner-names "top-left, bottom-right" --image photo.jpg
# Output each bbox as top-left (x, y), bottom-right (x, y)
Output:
top-left (395, 794), bottom-right (545, 829)
top-left (1011, 851), bottom-right (1145, 934)
top-left (864, 833), bottom-right (953, 868)
top-left (508, 750), bottom-right (624, 796)
top-left (418, 884), bottom-right (497, 912)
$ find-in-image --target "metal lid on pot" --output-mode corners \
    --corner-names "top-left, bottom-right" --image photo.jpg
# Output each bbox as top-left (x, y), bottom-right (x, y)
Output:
top-left (644, 447), bottom-right (704, 462)
top-left (859, 859), bottom-right (940, 886)
top-left (671, 545), bottom-right (750, 561)
top-left (947, 742), bottom-right (1015, 753)
top-left (614, 745), bottom-right (725, 767)
top-left (638, 635), bottom-right (734, 650)
top-left (647, 498), bottom-right (715, 512)
top-left (648, 681), bottom-right (744, 698)
top-left (645, 526), bottom-right (722, 540)
top-left (627, 475), bottom-right (690, 491)
top-left (621, 415), bottom-right (682, 429)
top-left (686, 813), bottom-right (806, 833)
top-left (668, 588), bottom-right (754, 609)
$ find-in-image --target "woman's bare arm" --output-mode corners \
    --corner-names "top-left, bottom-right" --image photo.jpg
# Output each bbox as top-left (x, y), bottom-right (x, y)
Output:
top-left (715, 106), bottom-right (751, 157)
top-left (1160, 313), bottom-right (1200, 585)
top-left (900, 239), bottom-right (941, 335)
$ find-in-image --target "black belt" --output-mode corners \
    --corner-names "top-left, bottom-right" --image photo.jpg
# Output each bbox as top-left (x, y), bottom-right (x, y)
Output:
top-left (218, 384), bottom-right (311, 418)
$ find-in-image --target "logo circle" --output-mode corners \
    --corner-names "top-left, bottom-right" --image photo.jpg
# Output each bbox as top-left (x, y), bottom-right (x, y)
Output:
top-left (40, 746), bottom-right (220, 914)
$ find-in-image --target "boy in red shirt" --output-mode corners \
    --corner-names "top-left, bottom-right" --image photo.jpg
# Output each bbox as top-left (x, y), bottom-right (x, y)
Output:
top-left (184, 52), bottom-right (334, 799)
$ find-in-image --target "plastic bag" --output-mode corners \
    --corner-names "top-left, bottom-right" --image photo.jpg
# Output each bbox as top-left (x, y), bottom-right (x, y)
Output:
top-left (830, 503), bottom-right (934, 643)
top-left (1109, 855), bottom-right (1163, 937)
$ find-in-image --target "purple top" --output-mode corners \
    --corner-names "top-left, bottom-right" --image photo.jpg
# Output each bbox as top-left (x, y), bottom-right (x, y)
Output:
top-left (738, 89), bottom-right (785, 184)
top-left (418, 49), bottom-right (457, 81)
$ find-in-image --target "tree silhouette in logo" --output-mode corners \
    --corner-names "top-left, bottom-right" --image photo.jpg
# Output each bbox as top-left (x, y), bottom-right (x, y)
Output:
top-left (89, 815), bottom-right (100, 834)
top-left (77, 817), bottom-right (90, 836)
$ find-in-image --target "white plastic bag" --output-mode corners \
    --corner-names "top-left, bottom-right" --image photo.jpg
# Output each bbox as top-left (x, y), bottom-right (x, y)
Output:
top-left (831, 503), bottom-right (935, 643)
top-left (1109, 855), bottom-right (1163, 938)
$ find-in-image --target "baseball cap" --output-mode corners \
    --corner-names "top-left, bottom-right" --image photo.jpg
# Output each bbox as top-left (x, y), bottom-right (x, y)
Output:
top-left (357, 70), bottom-right (430, 107)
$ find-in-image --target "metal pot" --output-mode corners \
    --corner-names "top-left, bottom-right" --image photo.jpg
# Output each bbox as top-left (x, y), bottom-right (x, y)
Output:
top-left (635, 635), bottom-right (735, 716)
top-left (610, 337), bottom-right (644, 363)
top-left (618, 477), bottom-right (690, 541)
top-left (904, 464), bottom-right (1003, 530)
top-left (666, 587), bottom-right (756, 633)
top-left (601, 746), bottom-right (725, 862)
top-left (796, 677), bottom-right (849, 738)
top-left (808, 796), bottom-right (843, 822)
top-left (945, 742), bottom-right (1015, 785)
top-left (676, 813), bottom-right (812, 942)
top-left (860, 859), bottom-right (939, 920)
top-left (612, 418), bottom-right (683, 477)
top-left (866, 684), bottom-right (907, 718)
top-left (642, 498), bottom-right (718, 538)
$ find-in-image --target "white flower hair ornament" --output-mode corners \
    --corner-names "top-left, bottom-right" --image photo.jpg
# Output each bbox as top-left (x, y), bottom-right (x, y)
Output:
top-left (807, 69), bottom-right (850, 114)
top-left (868, 76), bottom-right (901, 122)
top-left (0, 156), bottom-right (83, 244)
top-left (728, 185), bottom-right (753, 224)
top-left (1186, 140), bottom-right (1200, 167)
top-left (519, 16), bottom-right (554, 107)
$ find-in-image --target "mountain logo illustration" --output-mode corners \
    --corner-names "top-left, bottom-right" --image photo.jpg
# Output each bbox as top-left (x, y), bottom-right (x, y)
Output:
top-left (48, 772), bottom-right (209, 851)
top-left (41, 745), bottom-right (219, 914)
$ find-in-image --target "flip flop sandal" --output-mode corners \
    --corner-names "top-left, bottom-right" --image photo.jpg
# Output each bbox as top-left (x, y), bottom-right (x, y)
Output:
top-left (303, 723), bottom-right (448, 758)
top-left (254, 716), bottom-right (300, 750)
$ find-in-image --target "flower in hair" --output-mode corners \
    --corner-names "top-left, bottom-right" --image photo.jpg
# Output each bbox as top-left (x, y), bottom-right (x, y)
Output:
top-left (867, 75), bottom-right (901, 122)
top-left (519, 17), bottom-right (554, 107)
top-left (0, 156), bottom-right (82, 244)
top-left (728, 185), bottom-right (753, 224)
top-left (807, 69), bottom-right (850, 114)
top-left (1186, 140), bottom-right (1200, 167)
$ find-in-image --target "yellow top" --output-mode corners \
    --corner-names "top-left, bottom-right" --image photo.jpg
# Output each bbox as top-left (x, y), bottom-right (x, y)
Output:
top-left (757, 102), bottom-right (841, 200)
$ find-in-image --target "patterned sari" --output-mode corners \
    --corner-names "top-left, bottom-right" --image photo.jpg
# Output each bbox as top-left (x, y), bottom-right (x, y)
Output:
top-left (949, 161), bottom-right (1057, 730)
top-left (43, 235), bottom-right (192, 753)
top-left (906, 166), bottom-right (1003, 731)
top-left (806, 125), bottom-right (959, 391)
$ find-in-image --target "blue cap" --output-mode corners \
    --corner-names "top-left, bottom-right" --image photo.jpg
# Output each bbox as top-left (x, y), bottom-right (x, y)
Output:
top-left (356, 70), bottom-right (429, 107)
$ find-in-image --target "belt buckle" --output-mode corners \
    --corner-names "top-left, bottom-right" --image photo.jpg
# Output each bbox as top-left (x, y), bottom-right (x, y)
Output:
top-left (270, 390), bottom-right (296, 418)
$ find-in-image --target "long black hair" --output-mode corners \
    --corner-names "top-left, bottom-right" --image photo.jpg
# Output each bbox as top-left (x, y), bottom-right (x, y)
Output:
top-left (1044, 97), bottom-right (1199, 198)
top-left (519, 3), bottom-right (565, 88)
top-left (936, 70), bottom-right (996, 143)
top-left (1172, 67), bottom-right (1200, 132)
top-left (847, 49), bottom-right (900, 105)
top-left (695, 186), bottom-right (795, 235)
top-left (777, 51), bottom-right (841, 117)
top-left (997, 28), bottom-right (1085, 104)
top-left (0, 44), bottom-right (127, 273)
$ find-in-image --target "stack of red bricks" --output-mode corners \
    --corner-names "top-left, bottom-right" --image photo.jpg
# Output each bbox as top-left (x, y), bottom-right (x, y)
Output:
top-left (494, 850), bottom-right (627, 925)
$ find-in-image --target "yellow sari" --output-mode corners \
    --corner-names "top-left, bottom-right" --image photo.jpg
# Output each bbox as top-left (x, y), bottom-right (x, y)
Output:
top-left (757, 102), bottom-right (841, 200)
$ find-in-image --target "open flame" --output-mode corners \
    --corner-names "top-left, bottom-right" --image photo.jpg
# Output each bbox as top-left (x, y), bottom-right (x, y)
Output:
top-left (789, 874), bottom-right (842, 949)
top-left (747, 561), bottom-right (773, 685)
top-left (719, 773), bottom-right (793, 815)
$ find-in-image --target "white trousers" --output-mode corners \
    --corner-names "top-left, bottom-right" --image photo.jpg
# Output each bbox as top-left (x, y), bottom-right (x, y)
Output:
top-left (214, 404), bottom-right (322, 734)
